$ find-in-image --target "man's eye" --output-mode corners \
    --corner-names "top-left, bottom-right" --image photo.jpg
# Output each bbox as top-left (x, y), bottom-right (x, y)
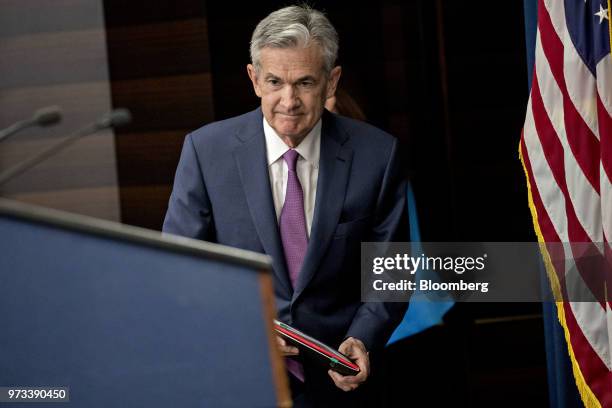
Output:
top-left (267, 79), bottom-right (280, 85)
top-left (300, 81), bottom-right (314, 87)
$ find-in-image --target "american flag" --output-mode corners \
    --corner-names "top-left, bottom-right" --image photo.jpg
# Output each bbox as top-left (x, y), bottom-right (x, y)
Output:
top-left (519, 0), bottom-right (612, 406)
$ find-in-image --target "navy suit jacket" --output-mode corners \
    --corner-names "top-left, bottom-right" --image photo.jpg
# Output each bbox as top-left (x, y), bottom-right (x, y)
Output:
top-left (163, 107), bottom-right (408, 355)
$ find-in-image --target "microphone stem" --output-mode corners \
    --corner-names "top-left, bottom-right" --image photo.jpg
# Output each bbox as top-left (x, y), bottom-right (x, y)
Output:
top-left (0, 119), bottom-right (34, 143)
top-left (0, 123), bottom-right (101, 187)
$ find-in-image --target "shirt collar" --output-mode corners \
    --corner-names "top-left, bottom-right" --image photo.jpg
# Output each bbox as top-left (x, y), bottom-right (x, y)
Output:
top-left (263, 117), bottom-right (321, 167)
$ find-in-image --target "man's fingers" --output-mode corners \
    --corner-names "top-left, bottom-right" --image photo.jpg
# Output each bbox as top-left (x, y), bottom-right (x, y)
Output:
top-left (352, 354), bottom-right (369, 377)
top-left (328, 370), bottom-right (359, 392)
top-left (328, 370), bottom-right (350, 391)
top-left (338, 344), bottom-right (349, 355)
top-left (328, 370), bottom-right (348, 384)
top-left (281, 345), bottom-right (299, 356)
top-left (339, 338), bottom-right (369, 377)
top-left (276, 336), bottom-right (299, 356)
top-left (351, 370), bottom-right (368, 384)
top-left (328, 369), bottom-right (364, 385)
top-left (335, 370), bottom-right (366, 385)
top-left (339, 338), bottom-right (363, 359)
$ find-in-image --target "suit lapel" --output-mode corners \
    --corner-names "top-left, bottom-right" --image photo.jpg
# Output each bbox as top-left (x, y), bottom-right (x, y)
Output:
top-left (233, 109), bottom-right (293, 297)
top-left (293, 111), bottom-right (353, 302)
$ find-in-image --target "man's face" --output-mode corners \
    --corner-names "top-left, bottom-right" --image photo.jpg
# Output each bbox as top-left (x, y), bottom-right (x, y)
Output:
top-left (247, 45), bottom-right (341, 146)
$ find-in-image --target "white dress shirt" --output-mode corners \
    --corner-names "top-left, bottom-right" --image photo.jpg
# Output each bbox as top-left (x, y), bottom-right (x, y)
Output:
top-left (263, 117), bottom-right (321, 237)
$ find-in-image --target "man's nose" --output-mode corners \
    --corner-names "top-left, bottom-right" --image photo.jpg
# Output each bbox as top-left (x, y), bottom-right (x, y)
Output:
top-left (280, 85), bottom-right (300, 110)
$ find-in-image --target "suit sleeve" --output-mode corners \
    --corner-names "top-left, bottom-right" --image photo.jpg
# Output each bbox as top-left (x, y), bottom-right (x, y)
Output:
top-left (345, 138), bottom-right (409, 350)
top-left (162, 133), bottom-right (215, 241)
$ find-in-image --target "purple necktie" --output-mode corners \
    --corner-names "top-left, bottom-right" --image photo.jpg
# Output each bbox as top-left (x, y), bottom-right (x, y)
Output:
top-left (280, 149), bottom-right (308, 288)
top-left (279, 149), bottom-right (307, 382)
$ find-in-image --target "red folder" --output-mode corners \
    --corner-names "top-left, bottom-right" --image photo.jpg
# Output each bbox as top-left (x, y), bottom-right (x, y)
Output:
top-left (273, 320), bottom-right (360, 376)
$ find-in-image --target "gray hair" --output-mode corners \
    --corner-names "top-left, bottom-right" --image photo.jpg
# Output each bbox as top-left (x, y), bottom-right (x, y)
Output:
top-left (250, 5), bottom-right (339, 74)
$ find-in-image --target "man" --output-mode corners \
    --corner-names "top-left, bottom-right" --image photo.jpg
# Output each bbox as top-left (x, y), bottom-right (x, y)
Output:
top-left (163, 5), bottom-right (408, 406)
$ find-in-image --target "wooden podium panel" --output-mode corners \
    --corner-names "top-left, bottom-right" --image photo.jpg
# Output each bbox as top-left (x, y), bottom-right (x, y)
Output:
top-left (0, 199), bottom-right (290, 407)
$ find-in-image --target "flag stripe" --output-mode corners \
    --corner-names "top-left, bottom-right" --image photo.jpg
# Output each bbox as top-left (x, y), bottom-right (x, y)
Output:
top-left (564, 301), bottom-right (612, 406)
top-left (520, 136), bottom-right (562, 244)
top-left (599, 91), bottom-right (612, 241)
top-left (527, 86), bottom-right (610, 369)
top-left (599, 94), bottom-right (612, 179)
top-left (519, 136), bottom-right (565, 295)
top-left (520, 136), bottom-right (570, 300)
top-left (596, 57), bottom-right (612, 117)
top-left (520, 139), bottom-right (611, 399)
top-left (530, 72), bottom-right (610, 304)
top-left (530, 73), bottom-right (593, 244)
top-left (539, 3), bottom-right (601, 194)
top-left (545, 0), bottom-right (603, 141)
top-left (602, 164), bottom-right (612, 242)
top-left (570, 300), bottom-right (612, 370)
top-left (523, 99), bottom-right (568, 241)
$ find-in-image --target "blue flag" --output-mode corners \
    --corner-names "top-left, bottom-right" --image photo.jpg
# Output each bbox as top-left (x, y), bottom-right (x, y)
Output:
top-left (387, 182), bottom-right (454, 345)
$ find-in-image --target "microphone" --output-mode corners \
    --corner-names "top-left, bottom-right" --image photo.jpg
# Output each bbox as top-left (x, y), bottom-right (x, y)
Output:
top-left (0, 106), bottom-right (62, 143)
top-left (94, 108), bottom-right (132, 129)
top-left (0, 108), bottom-right (132, 187)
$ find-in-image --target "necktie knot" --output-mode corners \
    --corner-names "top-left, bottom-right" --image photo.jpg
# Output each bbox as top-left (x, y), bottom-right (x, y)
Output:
top-left (283, 149), bottom-right (299, 172)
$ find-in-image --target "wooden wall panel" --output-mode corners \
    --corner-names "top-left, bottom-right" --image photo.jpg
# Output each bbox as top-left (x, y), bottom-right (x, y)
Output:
top-left (0, 0), bottom-right (105, 37)
top-left (106, 19), bottom-right (210, 79)
top-left (112, 130), bottom-right (187, 186)
top-left (14, 186), bottom-right (121, 219)
top-left (119, 184), bottom-right (173, 230)
top-left (103, 0), bottom-right (206, 27)
top-left (111, 74), bottom-right (213, 132)
top-left (104, 1), bottom-right (214, 230)
top-left (0, 0), bottom-right (120, 221)
top-left (0, 29), bottom-right (109, 89)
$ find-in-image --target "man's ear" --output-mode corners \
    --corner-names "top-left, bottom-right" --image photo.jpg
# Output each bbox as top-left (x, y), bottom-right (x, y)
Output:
top-left (247, 64), bottom-right (262, 98)
top-left (326, 66), bottom-right (342, 99)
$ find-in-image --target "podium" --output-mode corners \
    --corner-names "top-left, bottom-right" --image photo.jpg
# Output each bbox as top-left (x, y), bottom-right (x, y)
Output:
top-left (0, 199), bottom-right (290, 407)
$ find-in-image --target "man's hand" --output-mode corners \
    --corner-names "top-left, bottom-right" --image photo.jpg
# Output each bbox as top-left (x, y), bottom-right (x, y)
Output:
top-left (328, 337), bottom-right (370, 392)
top-left (276, 335), bottom-right (299, 357)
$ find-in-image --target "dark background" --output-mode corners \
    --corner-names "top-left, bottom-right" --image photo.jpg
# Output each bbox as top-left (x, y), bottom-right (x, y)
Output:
top-left (102, 0), bottom-right (546, 405)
